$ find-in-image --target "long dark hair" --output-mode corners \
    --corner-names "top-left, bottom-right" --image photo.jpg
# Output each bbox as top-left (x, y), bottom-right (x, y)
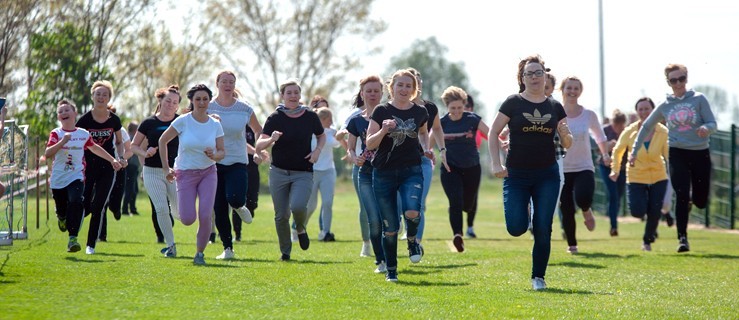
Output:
top-left (186, 84), bottom-right (213, 111)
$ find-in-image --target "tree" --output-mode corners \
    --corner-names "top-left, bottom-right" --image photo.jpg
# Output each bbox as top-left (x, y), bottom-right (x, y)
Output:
top-left (694, 84), bottom-right (728, 113)
top-left (206, 0), bottom-right (387, 114)
top-left (18, 22), bottom-right (112, 139)
top-left (0, 0), bottom-right (39, 95)
top-left (386, 37), bottom-right (482, 116)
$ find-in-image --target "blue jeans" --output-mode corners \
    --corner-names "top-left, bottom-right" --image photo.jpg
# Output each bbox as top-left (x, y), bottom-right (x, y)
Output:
top-left (358, 167), bottom-right (385, 264)
top-left (415, 156), bottom-right (433, 240)
top-left (504, 164), bottom-right (560, 279)
top-left (598, 163), bottom-right (625, 230)
top-left (353, 165), bottom-right (369, 241)
top-left (373, 165), bottom-right (423, 271)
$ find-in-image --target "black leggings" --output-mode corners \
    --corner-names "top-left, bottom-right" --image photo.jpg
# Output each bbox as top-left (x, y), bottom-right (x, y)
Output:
top-left (560, 170), bottom-right (595, 246)
top-left (82, 159), bottom-right (116, 248)
top-left (669, 148), bottom-right (712, 238)
top-left (100, 168), bottom-right (126, 239)
top-left (52, 180), bottom-right (85, 238)
top-left (440, 164), bottom-right (481, 235)
top-left (233, 163), bottom-right (260, 236)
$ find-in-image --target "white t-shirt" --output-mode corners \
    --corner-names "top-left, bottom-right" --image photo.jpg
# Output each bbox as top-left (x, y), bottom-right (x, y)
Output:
top-left (113, 127), bottom-right (130, 158)
top-left (311, 127), bottom-right (340, 171)
top-left (563, 108), bottom-right (607, 173)
top-left (171, 113), bottom-right (225, 170)
top-left (46, 128), bottom-right (95, 189)
top-left (207, 100), bottom-right (254, 165)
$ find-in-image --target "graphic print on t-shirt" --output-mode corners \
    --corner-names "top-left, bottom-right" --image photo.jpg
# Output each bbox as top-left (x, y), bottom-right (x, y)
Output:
top-left (522, 109), bottom-right (553, 133)
top-left (88, 128), bottom-right (114, 146)
top-left (667, 103), bottom-right (696, 132)
top-left (388, 116), bottom-right (418, 147)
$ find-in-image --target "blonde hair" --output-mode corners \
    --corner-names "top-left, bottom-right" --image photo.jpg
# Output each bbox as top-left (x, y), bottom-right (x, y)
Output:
top-left (559, 76), bottom-right (583, 92)
top-left (440, 86), bottom-right (468, 107)
top-left (386, 69), bottom-right (418, 101)
top-left (315, 107), bottom-right (332, 120)
top-left (91, 80), bottom-right (114, 98)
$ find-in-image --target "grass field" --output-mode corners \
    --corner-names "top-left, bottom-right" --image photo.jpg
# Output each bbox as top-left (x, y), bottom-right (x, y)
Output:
top-left (1, 176), bottom-right (737, 319)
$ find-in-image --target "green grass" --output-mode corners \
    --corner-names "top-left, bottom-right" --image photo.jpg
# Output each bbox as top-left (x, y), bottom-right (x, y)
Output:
top-left (1, 177), bottom-right (738, 319)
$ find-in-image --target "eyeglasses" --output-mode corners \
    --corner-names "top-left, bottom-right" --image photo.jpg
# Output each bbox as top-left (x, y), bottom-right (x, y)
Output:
top-left (668, 75), bottom-right (687, 85)
top-left (523, 70), bottom-right (545, 78)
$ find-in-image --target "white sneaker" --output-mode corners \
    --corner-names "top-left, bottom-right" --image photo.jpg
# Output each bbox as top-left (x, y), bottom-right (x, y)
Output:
top-left (85, 246), bottom-right (95, 255)
top-left (291, 229), bottom-right (298, 243)
top-left (360, 241), bottom-right (372, 257)
top-left (532, 277), bottom-right (547, 291)
top-left (317, 230), bottom-right (327, 241)
top-left (233, 206), bottom-right (252, 224)
top-left (400, 232), bottom-right (408, 240)
top-left (216, 248), bottom-right (235, 260)
top-left (374, 261), bottom-right (387, 274)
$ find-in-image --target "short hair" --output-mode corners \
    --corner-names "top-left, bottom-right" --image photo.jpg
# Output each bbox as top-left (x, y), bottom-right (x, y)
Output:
top-left (57, 99), bottom-right (77, 112)
top-left (546, 73), bottom-right (557, 88)
top-left (91, 80), bottom-right (114, 97)
top-left (664, 63), bottom-right (687, 78)
top-left (634, 97), bottom-right (655, 110)
top-left (127, 122), bottom-right (139, 134)
top-left (611, 109), bottom-right (627, 125)
top-left (315, 107), bottom-right (332, 120)
top-left (559, 76), bottom-right (583, 92)
top-left (440, 86), bottom-right (468, 107)
top-left (387, 69), bottom-right (418, 101)
top-left (353, 74), bottom-right (383, 108)
top-left (279, 79), bottom-right (302, 95)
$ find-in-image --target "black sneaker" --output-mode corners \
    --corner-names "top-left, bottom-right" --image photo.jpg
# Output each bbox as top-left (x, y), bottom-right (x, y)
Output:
top-left (664, 213), bottom-right (674, 227)
top-left (385, 270), bottom-right (398, 282)
top-left (113, 210), bottom-right (121, 221)
top-left (280, 253), bottom-right (291, 261)
top-left (323, 232), bottom-right (336, 242)
top-left (298, 232), bottom-right (310, 250)
top-left (209, 232), bottom-right (216, 244)
top-left (235, 232), bottom-right (242, 242)
top-left (452, 235), bottom-right (465, 252)
top-left (677, 236), bottom-right (690, 253)
top-left (408, 239), bottom-right (422, 263)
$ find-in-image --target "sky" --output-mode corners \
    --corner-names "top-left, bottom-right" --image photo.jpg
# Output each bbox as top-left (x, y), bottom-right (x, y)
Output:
top-left (169, 0), bottom-right (739, 129)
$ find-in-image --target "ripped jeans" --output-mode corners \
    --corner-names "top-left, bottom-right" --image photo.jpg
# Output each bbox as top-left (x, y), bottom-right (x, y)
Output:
top-left (372, 165), bottom-right (423, 271)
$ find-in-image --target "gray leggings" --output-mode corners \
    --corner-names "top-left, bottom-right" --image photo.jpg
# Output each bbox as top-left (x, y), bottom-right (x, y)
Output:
top-left (269, 166), bottom-right (313, 256)
top-left (306, 168), bottom-right (336, 233)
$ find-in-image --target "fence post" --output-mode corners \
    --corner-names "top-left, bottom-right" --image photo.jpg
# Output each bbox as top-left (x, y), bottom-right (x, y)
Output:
top-left (731, 125), bottom-right (736, 230)
top-left (36, 137), bottom-right (40, 229)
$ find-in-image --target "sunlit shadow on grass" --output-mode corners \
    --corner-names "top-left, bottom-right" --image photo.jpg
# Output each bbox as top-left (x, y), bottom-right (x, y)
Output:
top-left (540, 287), bottom-right (607, 295)
top-left (577, 252), bottom-right (638, 259)
top-left (64, 256), bottom-right (106, 263)
top-left (414, 263), bottom-right (478, 270)
top-left (672, 253), bottom-right (739, 260)
top-left (398, 280), bottom-right (469, 287)
top-left (550, 261), bottom-right (606, 269)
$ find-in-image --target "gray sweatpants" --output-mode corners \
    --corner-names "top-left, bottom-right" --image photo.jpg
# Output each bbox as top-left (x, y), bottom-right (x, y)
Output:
top-left (269, 166), bottom-right (313, 256)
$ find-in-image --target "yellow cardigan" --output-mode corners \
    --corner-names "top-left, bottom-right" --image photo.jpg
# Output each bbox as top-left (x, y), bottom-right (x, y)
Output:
top-left (611, 122), bottom-right (669, 184)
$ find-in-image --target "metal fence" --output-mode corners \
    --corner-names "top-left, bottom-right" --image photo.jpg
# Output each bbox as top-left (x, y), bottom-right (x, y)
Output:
top-left (593, 125), bottom-right (737, 230)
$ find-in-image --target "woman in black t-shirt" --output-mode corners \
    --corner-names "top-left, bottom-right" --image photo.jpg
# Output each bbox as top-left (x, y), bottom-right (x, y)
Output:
top-left (76, 80), bottom-right (126, 255)
top-left (488, 55), bottom-right (572, 291)
top-left (131, 85), bottom-right (181, 258)
top-left (256, 80), bottom-right (325, 261)
top-left (439, 86), bottom-right (489, 253)
top-left (365, 69), bottom-right (430, 282)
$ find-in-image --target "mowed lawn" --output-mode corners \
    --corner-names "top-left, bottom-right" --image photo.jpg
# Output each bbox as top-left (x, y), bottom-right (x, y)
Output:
top-left (1, 175), bottom-right (737, 319)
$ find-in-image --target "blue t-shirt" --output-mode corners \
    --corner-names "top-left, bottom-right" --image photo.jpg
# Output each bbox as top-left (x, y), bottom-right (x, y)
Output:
top-left (346, 113), bottom-right (374, 171)
top-left (440, 112), bottom-right (481, 168)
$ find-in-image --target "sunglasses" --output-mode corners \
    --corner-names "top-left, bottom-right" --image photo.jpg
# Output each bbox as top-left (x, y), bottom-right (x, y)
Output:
top-left (668, 75), bottom-right (687, 85)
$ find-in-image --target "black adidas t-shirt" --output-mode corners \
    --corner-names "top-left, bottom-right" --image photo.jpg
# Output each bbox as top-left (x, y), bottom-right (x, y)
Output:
top-left (499, 94), bottom-right (566, 169)
top-left (138, 114), bottom-right (179, 168)
top-left (76, 110), bottom-right (122, 163)
top-left (262, 109), bottom-right (324, 172)
top-left (440, 112), bottom-right (481, 168)
top-left (370, 102), bottom-right (428, 170)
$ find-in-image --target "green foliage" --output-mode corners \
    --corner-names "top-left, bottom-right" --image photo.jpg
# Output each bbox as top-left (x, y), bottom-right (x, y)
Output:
top-left (19, 22), bottom-right (111, 139)
top-left (387, 37), bottom-right (482, 116)
top-left (1, 179), bottom-right (738, 318)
